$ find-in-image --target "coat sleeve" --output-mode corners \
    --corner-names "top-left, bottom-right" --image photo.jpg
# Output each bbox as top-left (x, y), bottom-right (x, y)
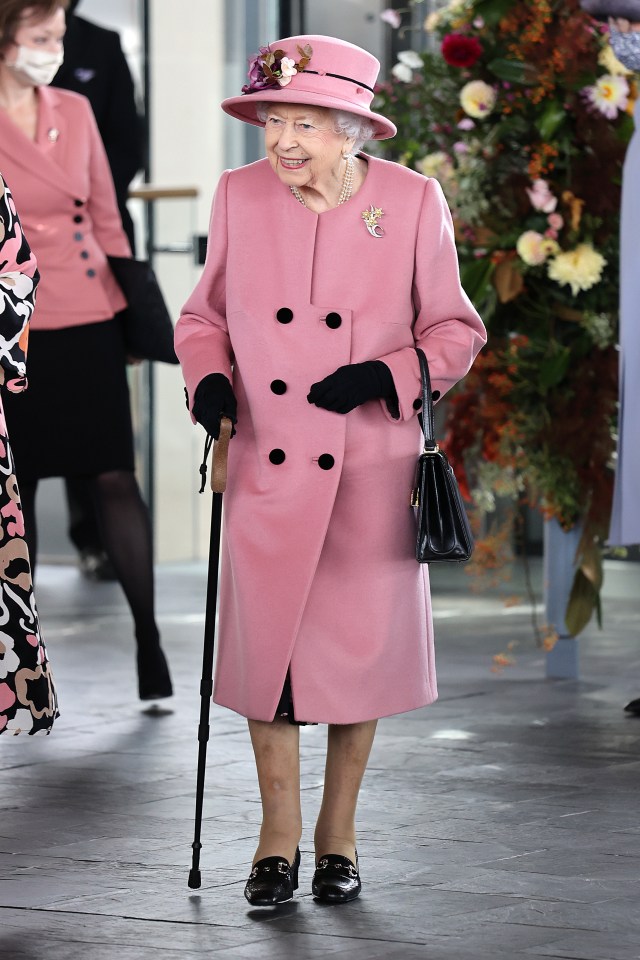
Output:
top-left (100, 31), bottom-right (144, 204)
top-left (0, 174), bottom-right (39, 393)
top-left (83, 98), bottom-right (131, 258)
top-left (376, 176), bottom-right (487, 422)
top-left (175, 171), bottom-right (233, 421)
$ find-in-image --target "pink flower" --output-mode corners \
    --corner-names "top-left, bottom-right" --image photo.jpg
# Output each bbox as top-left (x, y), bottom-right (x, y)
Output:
top-left (380, 9), bottom-right (402, 28)
top-left (453, 141), bottom-right (469, 154)
top-left (457, 117), bottom-right (475, 131)
top-left (526, 180), bottom-right (558, 214)
top-left (548, 212), bottom-right (564, 231)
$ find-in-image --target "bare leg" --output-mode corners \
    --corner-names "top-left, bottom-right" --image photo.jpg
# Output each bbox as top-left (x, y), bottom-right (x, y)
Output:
top-left (314, 719), bottom-right (378, 864)
top-left (248, 717), bottom-right (302, 867)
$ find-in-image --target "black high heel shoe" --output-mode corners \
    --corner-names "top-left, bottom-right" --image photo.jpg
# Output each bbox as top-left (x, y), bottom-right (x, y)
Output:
top-left (312, 851), bottom-right (361, 903)
top-left (244, 847), bottom-right (300, 906)
top-left (137, 645), bottom-right (173, 700)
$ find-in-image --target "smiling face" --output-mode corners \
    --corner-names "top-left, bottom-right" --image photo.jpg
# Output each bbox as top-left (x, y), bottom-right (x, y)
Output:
top-left (263, 103), bottom-right (355, 194)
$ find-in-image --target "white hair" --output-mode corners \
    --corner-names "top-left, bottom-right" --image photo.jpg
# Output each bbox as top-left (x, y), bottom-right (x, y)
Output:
top-left (255, 103), bottom-right (375, 152)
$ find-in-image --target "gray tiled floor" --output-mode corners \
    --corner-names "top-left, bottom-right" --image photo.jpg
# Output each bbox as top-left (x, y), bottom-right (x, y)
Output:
top-left (1, 557), bottom-right (639, 960)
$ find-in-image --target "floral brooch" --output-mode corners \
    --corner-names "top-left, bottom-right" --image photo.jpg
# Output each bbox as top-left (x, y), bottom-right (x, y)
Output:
top-left (362, 205), bottom-right (385, 238)
top-left (242, 44), bottom-right (313, 94)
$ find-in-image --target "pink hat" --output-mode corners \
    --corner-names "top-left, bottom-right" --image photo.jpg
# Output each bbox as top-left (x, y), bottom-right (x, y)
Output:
top-left (221, 35), bottom-right (396, 141)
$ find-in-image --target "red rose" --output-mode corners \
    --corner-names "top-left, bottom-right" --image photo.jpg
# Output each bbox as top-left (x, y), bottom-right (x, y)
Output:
top-left (441, 33), bottom-right (483, 69)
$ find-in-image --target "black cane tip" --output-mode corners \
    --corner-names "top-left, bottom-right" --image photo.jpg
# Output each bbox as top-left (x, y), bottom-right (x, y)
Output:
top-left (188, 868), bottom-right (202, 889)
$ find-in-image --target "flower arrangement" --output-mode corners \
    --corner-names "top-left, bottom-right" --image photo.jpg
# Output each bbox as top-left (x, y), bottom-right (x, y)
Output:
top-left (376, 0), bottom-right (634, 635)
top-left (242, 43), bottom-right (313, 94)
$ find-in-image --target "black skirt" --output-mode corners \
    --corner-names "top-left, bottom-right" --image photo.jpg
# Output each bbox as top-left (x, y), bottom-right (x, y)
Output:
top-left (3, 317), bottom-right (135, 483)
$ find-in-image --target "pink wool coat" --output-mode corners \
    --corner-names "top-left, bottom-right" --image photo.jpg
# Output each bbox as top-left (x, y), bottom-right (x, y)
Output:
top-left (0, 86), bottom-right (130, 330)
top-left (176, 155), bottom-right (486, 724)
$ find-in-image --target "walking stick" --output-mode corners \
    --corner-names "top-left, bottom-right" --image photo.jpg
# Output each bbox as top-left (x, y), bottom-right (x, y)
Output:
top-left (188, 416), bottom-right (234, 890)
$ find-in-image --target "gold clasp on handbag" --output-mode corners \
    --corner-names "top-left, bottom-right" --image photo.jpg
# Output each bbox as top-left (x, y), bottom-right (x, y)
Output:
top-left (410, 488), bottom-right (420, 507)
top-left (423, 443), bottom-right (440, 455)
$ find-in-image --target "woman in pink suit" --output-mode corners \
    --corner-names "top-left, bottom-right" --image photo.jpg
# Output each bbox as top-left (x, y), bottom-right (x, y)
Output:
top-left (0, 0), bottom-right (172, 701)
top-left (176, 35), bottom-right (486, 905)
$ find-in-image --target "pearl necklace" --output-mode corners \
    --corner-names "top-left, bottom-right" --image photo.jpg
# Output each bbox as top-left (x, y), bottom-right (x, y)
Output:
top-left (290, 153), bottom-right (355, 208)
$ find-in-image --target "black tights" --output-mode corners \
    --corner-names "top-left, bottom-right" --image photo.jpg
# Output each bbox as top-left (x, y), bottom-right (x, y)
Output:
top-left (21, 470), bottom-right (159, 651)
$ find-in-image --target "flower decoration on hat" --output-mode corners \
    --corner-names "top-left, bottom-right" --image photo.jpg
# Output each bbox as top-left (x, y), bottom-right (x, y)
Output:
top-left (242, 43), bottom-right (313, 94)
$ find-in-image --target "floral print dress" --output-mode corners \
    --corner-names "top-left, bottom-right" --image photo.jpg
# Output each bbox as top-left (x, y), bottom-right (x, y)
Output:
top-left (0, 172), bottom-right (58, 735)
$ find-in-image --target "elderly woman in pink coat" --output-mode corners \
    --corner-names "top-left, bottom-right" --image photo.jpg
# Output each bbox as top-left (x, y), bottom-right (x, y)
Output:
top-left (176, 35), bottom-right (486, 906)
top-left (0, 0), bottom-right (172, 702)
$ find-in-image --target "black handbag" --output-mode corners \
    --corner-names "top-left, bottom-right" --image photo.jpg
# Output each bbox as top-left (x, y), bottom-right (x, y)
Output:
top-left (580, 0), bottom-right (640, 20)
top-left (411, 348), bottom-right (474, 563)
top-left (107, 255), bottom-right (179, 364)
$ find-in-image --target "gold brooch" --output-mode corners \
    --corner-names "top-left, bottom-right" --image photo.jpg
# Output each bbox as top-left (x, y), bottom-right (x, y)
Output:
top-left (362, 205), bottom-right (385, 238)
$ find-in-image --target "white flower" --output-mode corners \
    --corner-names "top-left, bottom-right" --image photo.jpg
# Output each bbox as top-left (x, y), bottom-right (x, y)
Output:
top-left (424, 11), bottom-right (442, 32)
top-left (516, 231), bottom-right (559, 267)
top-left (277, 57), bottom-right (297, 86)
top-left (416, 151), bottom-right (455, 182)
top-left (391, 62), bottom-right (414, 83)
top-left (583, 74), bottom-right (629, 119)
top-left (380, 8), bottom-right (402, 28)
top-left (548, 244), bottom-right (607, 296)
top-left (460, 80), bottom-right (496, 119)
top-left (397, 50), bottom-right (423, 70)
top-left (0, 633), bottom-right (20, 680)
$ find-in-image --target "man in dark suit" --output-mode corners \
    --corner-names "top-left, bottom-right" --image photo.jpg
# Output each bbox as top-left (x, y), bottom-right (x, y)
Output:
top-left (53, 0), bottom-right (143, 247)
top-left (52, 0), bottom-right (145, 579)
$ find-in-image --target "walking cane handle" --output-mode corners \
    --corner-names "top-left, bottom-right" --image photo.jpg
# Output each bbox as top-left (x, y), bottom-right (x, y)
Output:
top-left (211, 416), bottom-right (233, 493)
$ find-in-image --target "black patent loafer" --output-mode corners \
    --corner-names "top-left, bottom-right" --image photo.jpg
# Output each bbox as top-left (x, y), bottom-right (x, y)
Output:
top-left (312, 852), bottom-right (361, 903)
top-left (624, 697), bottom-right (640, 716)
top-left (244, 848), bottom-right (300, 906)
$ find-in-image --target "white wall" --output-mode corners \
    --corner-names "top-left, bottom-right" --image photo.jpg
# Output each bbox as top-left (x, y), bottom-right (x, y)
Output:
top-left (74, 0), bottom-right (226, 562)
top-left (148, 1), bottom-right (226, 561)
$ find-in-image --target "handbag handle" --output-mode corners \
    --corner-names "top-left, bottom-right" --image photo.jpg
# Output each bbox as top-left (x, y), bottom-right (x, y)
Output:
top-left (416, 348), bottom-right (437, 452)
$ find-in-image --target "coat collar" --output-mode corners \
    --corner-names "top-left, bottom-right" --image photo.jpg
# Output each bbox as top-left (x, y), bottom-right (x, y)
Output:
top-left (0, 86), bottom-right (81, 200)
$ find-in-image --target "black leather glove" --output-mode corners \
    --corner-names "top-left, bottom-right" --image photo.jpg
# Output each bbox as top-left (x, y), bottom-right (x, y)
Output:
top-left (307, 360), bottom-right (395, 414)
top-left (192, 373), bottom-right (237, 439)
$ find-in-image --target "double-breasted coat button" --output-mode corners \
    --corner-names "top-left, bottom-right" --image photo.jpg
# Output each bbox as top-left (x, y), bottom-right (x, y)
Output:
top-left (433, 390), bottom-right (440, 401)
top-left (413, 398), bottom-right (423, 410)
top-left (73, 214), bottom-right (84, 223)
top-left (276, 307), bottom-right (293, 324)
top-left (270, 380), bottom-right (287, 395)
top-left (74, 198), bottom-right (85, 207)
top-left (324, 312), bottom-right (342, 329)
top-left (317, 454), bottom-right (335, 470)
top-left (87, 268), bottom-right (96, 278)
top-left (269, 448), bottom-right (286, 465)
top-left (74, 232), bottom-right (83, 241)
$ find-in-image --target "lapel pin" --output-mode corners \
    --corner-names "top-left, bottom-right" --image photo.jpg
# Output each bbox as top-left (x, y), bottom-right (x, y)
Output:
top-left (47, 127), bottom-right (60, 143)
top-left (362, 205), bottom-right (385, 238)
